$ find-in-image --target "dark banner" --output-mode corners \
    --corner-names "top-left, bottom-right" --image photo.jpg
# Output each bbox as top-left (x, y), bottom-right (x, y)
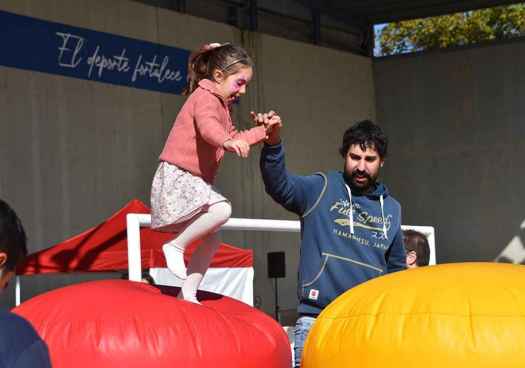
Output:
top-left (0, 10), bottom-right (190, 94)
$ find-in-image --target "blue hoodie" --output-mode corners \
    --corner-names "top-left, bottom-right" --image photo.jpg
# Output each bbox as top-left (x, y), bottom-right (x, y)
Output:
top-left (260, 142), bottom-right (406, 316)
top-left (0, 311), bottom-right (51, 368)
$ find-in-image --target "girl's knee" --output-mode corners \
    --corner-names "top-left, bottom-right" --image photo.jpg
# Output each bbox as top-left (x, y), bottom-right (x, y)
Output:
top-left (211, 201), bottom-right (231, 225)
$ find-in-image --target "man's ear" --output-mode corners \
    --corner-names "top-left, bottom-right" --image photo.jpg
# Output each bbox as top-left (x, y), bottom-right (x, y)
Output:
top-left (0, 252), bottom-right (7, 268)
top-left (380, 159), bottom-right (385, 168)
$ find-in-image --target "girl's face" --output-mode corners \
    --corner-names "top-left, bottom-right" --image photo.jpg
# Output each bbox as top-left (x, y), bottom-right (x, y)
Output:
top-left (214, 66), bottom-right (253, 105)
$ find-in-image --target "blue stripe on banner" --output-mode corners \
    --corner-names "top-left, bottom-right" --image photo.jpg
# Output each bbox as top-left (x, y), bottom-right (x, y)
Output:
top-left (0, 10), bottom-right (190, 94)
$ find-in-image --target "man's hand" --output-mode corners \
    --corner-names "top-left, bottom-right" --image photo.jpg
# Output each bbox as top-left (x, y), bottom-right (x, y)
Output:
top-left (250, 110), bottom-right (282, 145)
top-left (265, 123), bottom-right (281, 145)
top-left (264, 114), bottom-right (282, 145)
top-left (223, 138), bottom-right (250, 158)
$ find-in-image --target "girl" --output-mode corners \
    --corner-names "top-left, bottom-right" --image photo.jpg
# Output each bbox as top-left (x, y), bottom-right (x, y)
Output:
top-left (150, 43), bottom-right (280, 303)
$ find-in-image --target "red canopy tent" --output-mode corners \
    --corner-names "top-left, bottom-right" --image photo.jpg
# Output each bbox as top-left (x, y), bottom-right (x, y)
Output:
top-left (17, 199), bottom-right (253, 275)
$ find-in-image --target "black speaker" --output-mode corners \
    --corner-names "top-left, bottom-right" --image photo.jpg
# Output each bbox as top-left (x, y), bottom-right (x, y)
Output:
top-left (267, 251), bottom-right (286, 278)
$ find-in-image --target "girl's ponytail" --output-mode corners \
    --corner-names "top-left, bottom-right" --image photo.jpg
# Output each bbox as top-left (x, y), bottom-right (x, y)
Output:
top-left (183, 44), bottom-right (215, 95)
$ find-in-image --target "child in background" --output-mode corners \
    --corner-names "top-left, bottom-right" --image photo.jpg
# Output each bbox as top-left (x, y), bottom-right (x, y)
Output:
top-left (0, 199), bottom-right (52, 366)
top-left (151, 43), bottom-right (281, 303)
top-left (403, 229), bottom-right (431, 268)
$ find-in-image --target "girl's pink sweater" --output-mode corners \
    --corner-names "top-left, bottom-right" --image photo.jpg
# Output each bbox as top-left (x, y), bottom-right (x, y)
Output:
top-left (159, 79), bottom-right (267, 183)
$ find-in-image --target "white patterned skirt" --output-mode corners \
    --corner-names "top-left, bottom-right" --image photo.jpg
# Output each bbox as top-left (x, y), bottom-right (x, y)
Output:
top-left (150, 161), bottom-right (227, 232)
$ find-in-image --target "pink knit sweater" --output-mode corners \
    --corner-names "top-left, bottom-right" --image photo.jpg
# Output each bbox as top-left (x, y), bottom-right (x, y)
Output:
top-left (159, 79), bottom-right (267, 183)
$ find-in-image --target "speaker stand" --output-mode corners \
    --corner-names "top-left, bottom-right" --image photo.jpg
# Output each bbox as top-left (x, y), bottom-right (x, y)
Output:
top-left (273, 277), bottom-right (280, 323)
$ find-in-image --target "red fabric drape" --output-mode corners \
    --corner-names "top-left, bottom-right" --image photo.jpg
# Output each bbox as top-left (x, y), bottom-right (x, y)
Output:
top-left (17, 199), bottom-right (252, 275)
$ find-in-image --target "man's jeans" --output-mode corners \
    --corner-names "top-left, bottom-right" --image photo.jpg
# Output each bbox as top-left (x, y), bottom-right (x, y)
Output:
top-left (293, 315), bottom-right (317, 368)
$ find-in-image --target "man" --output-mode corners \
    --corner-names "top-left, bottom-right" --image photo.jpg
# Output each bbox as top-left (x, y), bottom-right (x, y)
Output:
top-left (260, 119), bottom-right (406, 367)
top-left (0, 199), bottom-right (51, 367)
top-left (403, 229), bottom-right (431, 268)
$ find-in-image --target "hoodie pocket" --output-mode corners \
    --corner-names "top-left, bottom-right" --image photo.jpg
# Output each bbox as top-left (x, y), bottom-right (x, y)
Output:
top-left (301, 252), bottom-right (383, 308)
top-left (321, 252), bottom-right (383, 273)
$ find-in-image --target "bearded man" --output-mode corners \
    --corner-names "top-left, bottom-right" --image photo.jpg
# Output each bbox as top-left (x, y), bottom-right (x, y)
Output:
top-left (260, 119), bottom-right (406, 368)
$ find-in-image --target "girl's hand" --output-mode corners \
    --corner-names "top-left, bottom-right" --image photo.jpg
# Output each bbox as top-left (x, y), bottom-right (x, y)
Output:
top-left (223, 139), bottom-right (250, 158)
top-left (250, 111), bottom-right (265, 126)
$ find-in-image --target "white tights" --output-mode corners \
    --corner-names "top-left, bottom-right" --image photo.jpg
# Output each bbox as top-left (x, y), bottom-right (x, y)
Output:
top-left (163, 201), bottom-right (231, 303)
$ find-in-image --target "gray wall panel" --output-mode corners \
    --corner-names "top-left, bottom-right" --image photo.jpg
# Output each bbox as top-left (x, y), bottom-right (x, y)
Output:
top-left (374, 42), bottom-right (525, 264)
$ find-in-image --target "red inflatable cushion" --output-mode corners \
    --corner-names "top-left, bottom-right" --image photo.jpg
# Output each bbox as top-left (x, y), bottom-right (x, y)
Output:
top-left (13, 280), bottom-right (291, 368)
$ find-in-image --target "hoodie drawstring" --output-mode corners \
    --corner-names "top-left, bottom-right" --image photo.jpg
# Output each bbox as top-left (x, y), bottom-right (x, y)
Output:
top-left (346, 184), bottom-right (388, 239)
top-left (380, 194), bottom-right (388, 239)
top-left (344, 184), bottom-right (354, 234)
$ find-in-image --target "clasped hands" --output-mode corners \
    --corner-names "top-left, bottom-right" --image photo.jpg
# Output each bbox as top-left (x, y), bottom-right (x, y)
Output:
top-left (250, 110), bottom-right (282, 136)
top-left (223, 110), bottom-right (282, 158)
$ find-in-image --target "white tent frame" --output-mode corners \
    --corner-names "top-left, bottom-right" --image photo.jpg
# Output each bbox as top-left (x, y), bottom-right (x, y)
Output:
top-left (14, 215), bottom-right (436, 305)
top-left (125, 215), bottom-right (436, 281)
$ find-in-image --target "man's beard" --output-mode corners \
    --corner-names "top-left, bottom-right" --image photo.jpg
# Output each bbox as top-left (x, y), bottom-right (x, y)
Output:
top-left (344, 169), bottom-right (377, 193)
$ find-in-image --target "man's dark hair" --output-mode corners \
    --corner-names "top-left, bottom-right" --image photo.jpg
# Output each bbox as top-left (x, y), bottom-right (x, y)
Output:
top-left (403, 230), bottom-right (430, 266)
top-left (339, 120), bottom-right (388, 159)
top-left (0, 199), bottom-right (27, 271)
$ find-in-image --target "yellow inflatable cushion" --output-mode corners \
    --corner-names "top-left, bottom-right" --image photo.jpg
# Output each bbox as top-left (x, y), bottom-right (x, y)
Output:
top-left (303, 262), bottom-right (525, 368)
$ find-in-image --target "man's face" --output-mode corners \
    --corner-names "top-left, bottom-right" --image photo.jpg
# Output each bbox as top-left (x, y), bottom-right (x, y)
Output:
top-left (344, 144), bottom-right (383, 192)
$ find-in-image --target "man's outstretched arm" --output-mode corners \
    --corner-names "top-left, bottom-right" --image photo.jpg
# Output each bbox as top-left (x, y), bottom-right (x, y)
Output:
top-left (260, 125), bottom-right (323, 215)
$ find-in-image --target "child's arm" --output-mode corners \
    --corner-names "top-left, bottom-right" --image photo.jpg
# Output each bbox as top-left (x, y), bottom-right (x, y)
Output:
top-left (230, 111), bottom-right (283, 146)
top-left (194, 96), bottom-right (267, 152)
top-left (194, 97), bottom-right (233, 147)
top-left (229, 124), bottom-right (267, 146)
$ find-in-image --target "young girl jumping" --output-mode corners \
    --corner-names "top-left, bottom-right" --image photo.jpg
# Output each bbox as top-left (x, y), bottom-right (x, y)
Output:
top-left (150, 43), bottom-right (280, 303)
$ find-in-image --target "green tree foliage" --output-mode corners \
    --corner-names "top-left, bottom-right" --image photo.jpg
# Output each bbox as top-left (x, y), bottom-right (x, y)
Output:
top-left (377, 4), bottom-right (525, 56)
